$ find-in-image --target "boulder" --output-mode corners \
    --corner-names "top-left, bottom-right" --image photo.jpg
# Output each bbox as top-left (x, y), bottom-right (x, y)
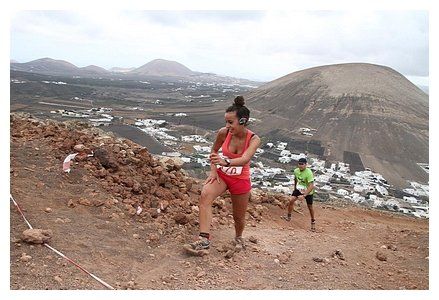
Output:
top-left (21, 229), bottom-right (52, 244)
top-left (174, 213), bottom-right (189, 225)
top-left (73, 144), bottom-right (86, 152)
top-left (376, 251), bottom-right (388, 261)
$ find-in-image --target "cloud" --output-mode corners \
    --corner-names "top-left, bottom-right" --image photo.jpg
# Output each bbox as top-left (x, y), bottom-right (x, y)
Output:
top-left (10, 10), bottom-right (428, 83)
top-left (130, 10), bottom-right (266, 26)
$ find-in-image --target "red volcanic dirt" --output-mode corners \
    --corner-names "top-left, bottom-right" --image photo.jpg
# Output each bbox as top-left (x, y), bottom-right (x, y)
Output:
top-left (10, 113), bottom-right (428, 290)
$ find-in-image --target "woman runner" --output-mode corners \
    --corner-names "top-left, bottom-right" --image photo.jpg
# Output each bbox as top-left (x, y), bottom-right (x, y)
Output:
top-left (184, 96), bottom-right (261, 255)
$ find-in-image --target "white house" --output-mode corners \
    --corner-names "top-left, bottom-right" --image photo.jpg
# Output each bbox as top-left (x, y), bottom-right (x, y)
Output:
top-left (161, 152), bottom-right (181, 157)
top-left (290, 153), bottom-right (306, 161)
top-left (280, 150), bottom-right (291, 157)
top-left (193, 145), bottom-right (211, 153)
top-left (369, 194), bottom-right (378, 201)
top-left (386, 198), bottom-right (400, 209)
top-left (403, 196), bottom-right (419, 204)
top-left (315, 174), bottom-right (331, 184)
top-left (181, 135), bottom-right (209, 143)
top-left (181, 157), bottom-right (191, 163)
top-left (272, 185), bottom-right (291, 194)
top-left (375, 185), bottom-right (389, 196)
top-left (337, 189), bottom-right (349, 196)
top-left (319, 185), bottom-right (332, 191)
top-left (255, 149), bottom-right (265, 155)
top-left (279, 156), bottom-right (291, 164)
top-left (373, 198), bottom-right (385, 207)
top-left (411, 205), bottom-right (429, 218)
top-left (197, 158), bottom-right (210, 167)
top-left (353, 185), bottom-right (365, 193)
top-left (276, 142), bottom-right (287, 150)
top-left (351, 193), bottom-right (365, 203)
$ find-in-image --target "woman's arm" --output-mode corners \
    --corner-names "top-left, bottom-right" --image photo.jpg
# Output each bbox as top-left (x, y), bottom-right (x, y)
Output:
top-left (209, 127), bottom-right (228, 170)
top-left (212, 135), bottom-right (261, 166)
top-left (204, 128), bottom-right (228, 184)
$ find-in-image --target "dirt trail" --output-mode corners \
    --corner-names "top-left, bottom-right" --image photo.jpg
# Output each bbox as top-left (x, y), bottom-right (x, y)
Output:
top-left (10, 114), bottom-right (428, 290)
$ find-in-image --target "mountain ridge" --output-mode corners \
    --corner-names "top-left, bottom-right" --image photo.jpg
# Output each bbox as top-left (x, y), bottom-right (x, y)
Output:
top-left (10, 57), bottom-right (260, 85)
top-left (244, 62), bottom-right (428, 188)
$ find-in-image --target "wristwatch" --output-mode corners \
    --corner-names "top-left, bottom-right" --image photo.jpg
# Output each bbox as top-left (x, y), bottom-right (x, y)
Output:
top-left (224, 158), bottom-right (231, 167)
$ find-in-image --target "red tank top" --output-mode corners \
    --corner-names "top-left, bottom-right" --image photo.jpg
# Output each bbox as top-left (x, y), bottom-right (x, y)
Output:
top-left (217, 129), bottom-right (254, 179)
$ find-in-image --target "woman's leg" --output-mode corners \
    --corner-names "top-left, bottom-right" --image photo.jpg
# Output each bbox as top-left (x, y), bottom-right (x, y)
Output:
top-left (230, 192), bottom-right (250, 238)
top-left (199, 179), bottom-right (227, 234)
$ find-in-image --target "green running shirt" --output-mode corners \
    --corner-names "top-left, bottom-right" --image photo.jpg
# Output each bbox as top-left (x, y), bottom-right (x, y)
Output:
top-left (293, 167), bottom-right (315, 195)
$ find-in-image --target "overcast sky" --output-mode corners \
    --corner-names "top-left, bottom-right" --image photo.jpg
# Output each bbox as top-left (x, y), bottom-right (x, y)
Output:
top-left (10, 10), bottom-right (429, 86)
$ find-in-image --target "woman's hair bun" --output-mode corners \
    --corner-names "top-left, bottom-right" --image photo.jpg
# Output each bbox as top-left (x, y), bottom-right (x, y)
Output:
top-left (234, 95), bottom-right (245, 107)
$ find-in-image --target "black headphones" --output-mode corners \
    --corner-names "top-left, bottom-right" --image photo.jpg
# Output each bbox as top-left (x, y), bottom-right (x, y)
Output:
top-left (239, 117), bottom-right (247, 125)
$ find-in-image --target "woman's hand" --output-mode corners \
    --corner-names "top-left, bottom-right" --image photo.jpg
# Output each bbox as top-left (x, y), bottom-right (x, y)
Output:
top-left (209, 153), bottom-right (225, 166)
top-left (204, 170), bottom-right (221, 185)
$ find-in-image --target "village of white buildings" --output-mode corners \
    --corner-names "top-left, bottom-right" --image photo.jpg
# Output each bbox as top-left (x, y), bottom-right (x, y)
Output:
top-left (133, 118), bottom-right (429, 219)
top-left (49, 106), bottom-right (118, 127)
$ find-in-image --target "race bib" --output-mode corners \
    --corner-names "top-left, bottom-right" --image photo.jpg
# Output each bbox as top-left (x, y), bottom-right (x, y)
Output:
top-left (218, 165), bottom-right (243, 176)
top-left (297, 184), bottom-right (306, 191)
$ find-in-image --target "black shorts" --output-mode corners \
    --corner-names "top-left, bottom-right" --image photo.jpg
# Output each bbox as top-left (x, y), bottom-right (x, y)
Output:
top-left (292, 189), bottom-right (314, 205)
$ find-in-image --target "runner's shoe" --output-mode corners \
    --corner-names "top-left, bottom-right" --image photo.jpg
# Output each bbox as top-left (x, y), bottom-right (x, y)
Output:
top-left (233, 236), bottom-right (246, 251)
top-left (183, 236), bottom-right (210, 256)
top-left (281, 215), bottom-right (291, 221)
top-left (187, 236), bottom-right (210, 250)
top-left (311, 220), bottom-right (316, 232)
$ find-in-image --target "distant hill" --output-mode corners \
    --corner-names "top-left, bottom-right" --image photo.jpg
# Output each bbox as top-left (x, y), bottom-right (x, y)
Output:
top-left (110, 67), bottom-right (136, 73)
top-left (245, 63), bottom-right (428, 187)
top-left (11, 57), bottom-right (78, 75)
top-left (10, 58), bottom-right (111, 77)
top-left (9, 57), bottom-right (260, 86)
top-left (129, 59), bottom-right (195, 77)
top-left (80, 65), bottom-right (110, 75)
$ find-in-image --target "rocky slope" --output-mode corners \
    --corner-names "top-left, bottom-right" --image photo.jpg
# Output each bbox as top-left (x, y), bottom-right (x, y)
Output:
top-left (10, 113), bottom-right (428, 290)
